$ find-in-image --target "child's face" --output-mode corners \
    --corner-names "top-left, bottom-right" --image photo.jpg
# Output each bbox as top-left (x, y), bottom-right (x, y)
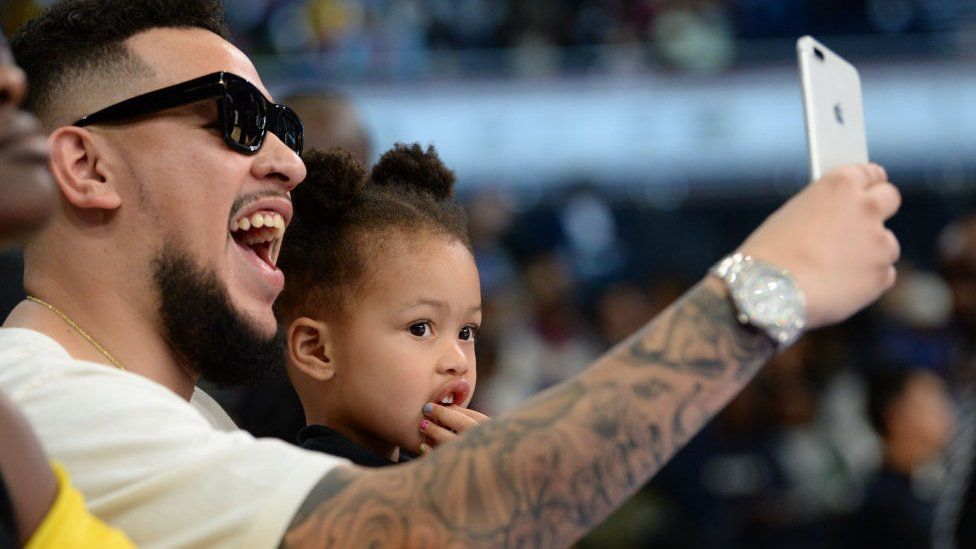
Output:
top-left (327, 235), bottom-right (481, 457)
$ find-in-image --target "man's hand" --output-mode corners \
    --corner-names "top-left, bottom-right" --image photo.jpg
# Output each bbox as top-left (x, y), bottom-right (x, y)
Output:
top-left (738, 163), bottom-right (901, 328)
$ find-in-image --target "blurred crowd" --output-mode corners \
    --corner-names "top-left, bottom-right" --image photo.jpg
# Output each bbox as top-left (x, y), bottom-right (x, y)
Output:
top-left (7, 0), bottom-right (976, 79)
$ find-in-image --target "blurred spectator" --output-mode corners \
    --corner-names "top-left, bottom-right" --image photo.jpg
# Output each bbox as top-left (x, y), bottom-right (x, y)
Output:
top-left (854, 366), bottom-right (955, 549)
top-left (933, 214), bottom-right (976, 549)
top-left (593, 279), bottom-right (653, 348)
top-left (287, 91), bottom-right (373, 163)
top-left (939, 215), bottom-right (976, 356)
top-left (478, 249), bottom-right (600, 414)
top-left (464, 189), bottom-right (520, 415)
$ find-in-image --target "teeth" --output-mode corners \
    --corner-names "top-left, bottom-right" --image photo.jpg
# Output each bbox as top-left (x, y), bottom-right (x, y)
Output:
top-left (441, 394), bottom-right (454, 405)
top-left (230, 210), bottom-right (286, 264)
top-left (230, 211), bottom-right (286, 235)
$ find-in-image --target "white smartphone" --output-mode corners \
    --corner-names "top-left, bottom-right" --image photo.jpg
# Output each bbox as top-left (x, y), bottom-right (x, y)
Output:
top-left (797, 35), bottom-right (869, 180)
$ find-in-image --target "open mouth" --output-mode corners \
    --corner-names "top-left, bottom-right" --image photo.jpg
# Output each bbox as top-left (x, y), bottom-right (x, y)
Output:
top-left (229, 210), bottom-right (286, 269)
top-left (433, 379), bottom-right (471, 409)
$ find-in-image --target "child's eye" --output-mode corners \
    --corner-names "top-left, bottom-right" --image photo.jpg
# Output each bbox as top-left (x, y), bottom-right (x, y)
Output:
top-left (409, 321), bottom-right (432, 338)
top-left (459, 325), bottom-right (477, 342)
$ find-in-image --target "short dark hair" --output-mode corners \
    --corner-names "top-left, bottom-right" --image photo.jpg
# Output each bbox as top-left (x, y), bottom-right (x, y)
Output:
top-left (11, 0), bottom-right (229, 122)
top-left (276, 143), bottom-right (471, 324)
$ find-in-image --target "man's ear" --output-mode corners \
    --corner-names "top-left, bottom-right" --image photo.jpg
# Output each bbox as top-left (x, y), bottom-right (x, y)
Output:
top-left (47, 126), bottom-right (122, 210)
top-left (287, 317), bottom-right (336, 382)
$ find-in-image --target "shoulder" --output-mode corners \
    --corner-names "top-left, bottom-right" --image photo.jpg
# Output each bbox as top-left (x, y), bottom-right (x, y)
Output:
top-left (0, 329), bottom-right (351, 547)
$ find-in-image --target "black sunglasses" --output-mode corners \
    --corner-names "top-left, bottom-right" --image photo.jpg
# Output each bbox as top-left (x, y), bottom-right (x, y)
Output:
top-left (73, 71), bottom-right (303, 156)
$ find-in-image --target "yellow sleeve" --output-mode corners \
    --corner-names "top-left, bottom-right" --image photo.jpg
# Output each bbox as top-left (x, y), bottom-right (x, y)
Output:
top-left (25, 462), bottom-right (136, 549)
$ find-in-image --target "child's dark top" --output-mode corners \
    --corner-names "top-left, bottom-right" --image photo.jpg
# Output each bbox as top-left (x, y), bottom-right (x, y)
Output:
top-left (297, 424), bottom-right (413, 468)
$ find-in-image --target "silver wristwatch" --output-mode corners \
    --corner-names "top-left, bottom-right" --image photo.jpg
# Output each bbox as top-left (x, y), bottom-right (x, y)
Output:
top-left (711, 252), bottom-right (806, 348)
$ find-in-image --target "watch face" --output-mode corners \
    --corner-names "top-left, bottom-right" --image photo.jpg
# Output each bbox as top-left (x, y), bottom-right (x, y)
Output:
top-left (732, 265), bottom-right (804, 329)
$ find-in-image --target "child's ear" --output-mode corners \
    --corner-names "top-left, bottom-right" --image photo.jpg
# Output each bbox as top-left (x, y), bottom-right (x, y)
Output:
top-left (287, 317), bottom-right (335, 382)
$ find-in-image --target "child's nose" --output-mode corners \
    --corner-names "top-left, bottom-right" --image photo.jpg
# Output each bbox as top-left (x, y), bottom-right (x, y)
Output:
top-left (436, 341), bottom-right (469, 376)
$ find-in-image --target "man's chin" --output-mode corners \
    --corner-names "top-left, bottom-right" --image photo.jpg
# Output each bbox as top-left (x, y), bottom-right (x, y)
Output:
top-left (155, 245), bottom-right (287, 388)
top-left (230, 300), bottom-right (279, 338)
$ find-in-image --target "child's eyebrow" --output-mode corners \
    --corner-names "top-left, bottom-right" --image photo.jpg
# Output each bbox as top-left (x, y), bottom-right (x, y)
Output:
top-left (399, 299), bottom-right (445, 310)
top-left (398, 300), bottom-right (483, 314)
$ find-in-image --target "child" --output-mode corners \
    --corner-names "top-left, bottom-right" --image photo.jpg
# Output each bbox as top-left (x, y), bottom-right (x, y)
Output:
top-left (275, 144), bottom-right (489, 466)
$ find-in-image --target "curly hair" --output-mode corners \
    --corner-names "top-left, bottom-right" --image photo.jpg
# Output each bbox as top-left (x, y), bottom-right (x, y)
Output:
top-left (276, 143), bottom-right (471, 324)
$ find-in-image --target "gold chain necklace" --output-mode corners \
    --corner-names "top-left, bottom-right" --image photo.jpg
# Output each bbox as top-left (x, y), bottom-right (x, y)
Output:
top-left (26, 295), bottom-right (125, 371)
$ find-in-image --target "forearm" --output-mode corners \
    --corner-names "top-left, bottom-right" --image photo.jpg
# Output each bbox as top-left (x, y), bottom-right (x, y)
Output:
top-left (282, 278), bottom-right (776, 548)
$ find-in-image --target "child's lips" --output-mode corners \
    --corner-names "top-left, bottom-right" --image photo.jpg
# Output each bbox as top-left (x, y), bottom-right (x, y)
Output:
top-left (432, 378), bottom-right (471, 408)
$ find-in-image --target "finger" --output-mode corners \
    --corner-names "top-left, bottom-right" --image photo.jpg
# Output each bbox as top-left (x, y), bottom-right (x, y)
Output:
top-left (419, 418), bottom-right (458, 447)
top-left (884, 228), bottom-right (901, 264)
top-left (885, 264), bottom-right (898, 290)
top-left (451, 407), bottom-right (491, 424)
top-left (423, 403), bottom-right (481, 434)
top-left (864, 163), bottom-right (887, 186)
top-left (866, 181), bottom-right (901, 220)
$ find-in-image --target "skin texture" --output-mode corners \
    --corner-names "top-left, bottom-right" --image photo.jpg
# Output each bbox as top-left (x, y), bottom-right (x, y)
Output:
top-left (289, 234), bottom-right (484, 460)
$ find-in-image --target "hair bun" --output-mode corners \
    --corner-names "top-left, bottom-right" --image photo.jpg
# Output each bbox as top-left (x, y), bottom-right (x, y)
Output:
top-left (369, 143), bottom-right (456, 200)
top-left (295, 148), bottom-right (366, 216)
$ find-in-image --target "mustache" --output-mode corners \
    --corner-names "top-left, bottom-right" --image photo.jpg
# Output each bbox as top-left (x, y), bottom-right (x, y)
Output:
top-left (229, 190), bottom-right (291, 221)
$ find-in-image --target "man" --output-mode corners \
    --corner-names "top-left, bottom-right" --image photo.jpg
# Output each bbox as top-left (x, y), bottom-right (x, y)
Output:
top-left (0, 0), bottom-right (901, 547)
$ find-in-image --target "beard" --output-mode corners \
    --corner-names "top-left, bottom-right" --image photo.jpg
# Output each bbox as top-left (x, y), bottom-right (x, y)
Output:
top-left (152, 245), bottom-right (285, 388)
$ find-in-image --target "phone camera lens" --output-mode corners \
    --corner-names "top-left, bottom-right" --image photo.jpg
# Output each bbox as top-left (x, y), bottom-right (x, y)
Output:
top-left (814, 48), bottom-right (824, 61)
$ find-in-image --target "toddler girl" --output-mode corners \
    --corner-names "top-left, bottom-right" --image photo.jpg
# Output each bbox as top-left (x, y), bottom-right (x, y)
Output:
top-left (275, 144), bottom-right (488, 466)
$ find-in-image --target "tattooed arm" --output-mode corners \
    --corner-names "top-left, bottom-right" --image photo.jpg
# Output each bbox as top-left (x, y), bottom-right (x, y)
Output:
top-left (282, 279), bottom-right (771, 547)
top-left (281, 165), bottom-right (902, 548)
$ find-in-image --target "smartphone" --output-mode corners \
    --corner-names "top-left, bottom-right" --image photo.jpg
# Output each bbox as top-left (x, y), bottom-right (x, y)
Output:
top-left (797, 35), bottom-right (869, 180)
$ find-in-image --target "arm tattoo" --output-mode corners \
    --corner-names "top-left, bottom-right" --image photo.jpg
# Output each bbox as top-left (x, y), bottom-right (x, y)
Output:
top-left (281, 279), bottom-right (777, 548)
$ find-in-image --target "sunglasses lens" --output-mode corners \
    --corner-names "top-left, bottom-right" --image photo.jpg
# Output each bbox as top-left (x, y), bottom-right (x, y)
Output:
top-left (225, 79), bottom-right (268, 151)
top-left (273, 107), bottom-right (303, 155)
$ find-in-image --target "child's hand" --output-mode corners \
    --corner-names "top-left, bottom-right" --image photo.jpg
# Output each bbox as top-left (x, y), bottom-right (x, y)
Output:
top-left (418, 403), bottom-right (490, 453)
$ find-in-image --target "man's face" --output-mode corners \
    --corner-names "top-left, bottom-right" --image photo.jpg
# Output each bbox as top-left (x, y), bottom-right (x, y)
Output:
top-left (101, 28), bottom-right (306, 337)
top-left (0, 34), bottom-right (55, 245)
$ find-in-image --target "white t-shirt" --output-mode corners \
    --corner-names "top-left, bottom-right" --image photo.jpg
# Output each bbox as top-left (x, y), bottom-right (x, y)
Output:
top-left (0, 327), bottom-right (348, 548)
